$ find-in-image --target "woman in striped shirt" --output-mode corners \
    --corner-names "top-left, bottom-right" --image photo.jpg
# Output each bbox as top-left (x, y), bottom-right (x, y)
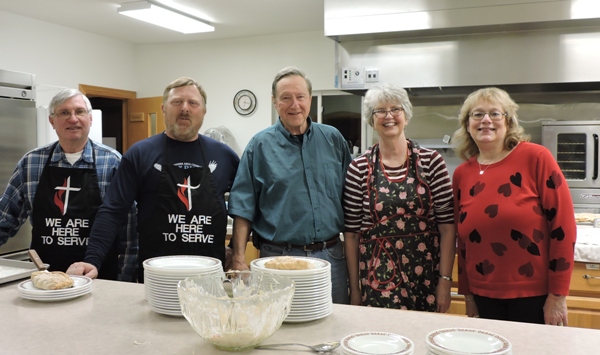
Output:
top-left (343, 83), bottom-right (455, 312)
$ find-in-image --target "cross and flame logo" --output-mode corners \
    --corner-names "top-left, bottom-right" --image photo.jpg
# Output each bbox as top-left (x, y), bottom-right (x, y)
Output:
top-left (54, 176), bottom-right (82, 216)
top-left (177, 176), bottom-right (201, 211)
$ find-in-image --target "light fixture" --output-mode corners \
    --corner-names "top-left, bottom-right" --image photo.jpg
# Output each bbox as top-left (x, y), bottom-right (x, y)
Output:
top-left (118, 0), bottom-right (214, 34)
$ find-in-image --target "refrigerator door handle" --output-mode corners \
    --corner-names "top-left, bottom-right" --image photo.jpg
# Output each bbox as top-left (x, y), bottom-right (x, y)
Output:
top-left (593, 134), bottom-right (599, 180)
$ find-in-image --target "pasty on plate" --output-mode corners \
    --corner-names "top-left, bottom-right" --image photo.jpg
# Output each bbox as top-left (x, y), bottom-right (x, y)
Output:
top-left (31, 271), bottom-right (74, 290)
top-left (575, 213), bottom-right (600, 223)
top-left (264, 256), bottom-right (314, 270)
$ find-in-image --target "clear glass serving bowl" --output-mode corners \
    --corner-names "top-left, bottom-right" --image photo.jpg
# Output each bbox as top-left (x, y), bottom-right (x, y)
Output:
top-left (178, 271), bottom-right (295, 351)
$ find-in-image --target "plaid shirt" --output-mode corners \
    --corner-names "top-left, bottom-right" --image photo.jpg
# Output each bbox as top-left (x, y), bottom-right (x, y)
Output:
top-left (0, 140), bottom-right (138, 281)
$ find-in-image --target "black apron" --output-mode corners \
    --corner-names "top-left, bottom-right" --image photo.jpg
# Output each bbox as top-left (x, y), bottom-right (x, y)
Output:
top-left (137, 136), bottom-right (226, 281)
top-left (31, 142), bottom-right (119, 279)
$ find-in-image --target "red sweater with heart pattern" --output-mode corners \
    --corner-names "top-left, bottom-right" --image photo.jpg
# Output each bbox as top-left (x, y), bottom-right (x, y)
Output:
top-left (452, 142), bottom-right (576, 298)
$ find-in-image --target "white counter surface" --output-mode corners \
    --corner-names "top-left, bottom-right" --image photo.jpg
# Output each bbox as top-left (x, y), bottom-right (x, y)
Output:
top-left (1, 279), bottom-right (600, 354)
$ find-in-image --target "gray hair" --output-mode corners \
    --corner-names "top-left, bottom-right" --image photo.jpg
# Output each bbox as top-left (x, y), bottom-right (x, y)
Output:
top-left (363, 83), bottom-right (413, 127)
top-left (271, 66), bottom-right (312, 98)
top-left (452, 87), bottom-right (530, 160)
top-left (49, 88), bottom-right (92, 114)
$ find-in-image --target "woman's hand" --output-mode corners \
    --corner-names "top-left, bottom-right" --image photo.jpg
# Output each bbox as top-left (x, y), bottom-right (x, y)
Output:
top-left (436, 278), bottom-right (452, 313)
top-left (464, 295), bottom-right (479, 318)
top-left (544, 294), bottom-right (568, 326)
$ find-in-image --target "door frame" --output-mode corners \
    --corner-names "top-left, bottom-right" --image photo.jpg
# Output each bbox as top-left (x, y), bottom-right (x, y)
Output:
top-left (79, 84), bottom-right (137, 152)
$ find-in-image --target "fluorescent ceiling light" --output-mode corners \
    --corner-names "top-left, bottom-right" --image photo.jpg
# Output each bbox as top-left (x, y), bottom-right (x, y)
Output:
top-left (118, 1), bottom-right (214, 34)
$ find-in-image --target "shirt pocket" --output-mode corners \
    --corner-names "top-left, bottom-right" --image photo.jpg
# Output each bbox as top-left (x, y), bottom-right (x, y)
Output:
top-left (321, 161), bottom-right (343, 199)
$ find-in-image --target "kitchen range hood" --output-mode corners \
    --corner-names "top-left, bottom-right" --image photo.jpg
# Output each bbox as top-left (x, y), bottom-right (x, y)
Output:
top-left (325, 0), bottom-right (600, 42)
top-left (326, 0), bottom-right (600, 102)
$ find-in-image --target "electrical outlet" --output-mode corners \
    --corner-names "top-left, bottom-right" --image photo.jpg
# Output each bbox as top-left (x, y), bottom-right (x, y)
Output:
top-left (341, 67), bottom-right (365, 88)
top-left (366, 69), bottom-right (379, 83)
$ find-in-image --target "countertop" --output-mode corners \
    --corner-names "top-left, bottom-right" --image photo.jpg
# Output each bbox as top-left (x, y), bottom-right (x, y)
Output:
top-left (1, 279), bottom-right (600, 355)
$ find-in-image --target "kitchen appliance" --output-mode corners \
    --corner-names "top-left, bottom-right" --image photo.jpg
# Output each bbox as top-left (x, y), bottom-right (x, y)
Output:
top-left (0, 69), bottom-right (37, 258)
top-left (542, 120), bottom-right (600, 210)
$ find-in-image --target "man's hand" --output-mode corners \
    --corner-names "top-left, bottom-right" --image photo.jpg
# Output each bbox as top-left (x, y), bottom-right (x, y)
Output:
top-left (66, 262), bottom-right (99, 279)
top-left (230, 256), bottom-right (250, 271)
top-left (224, 246), bottom-right (234, 271)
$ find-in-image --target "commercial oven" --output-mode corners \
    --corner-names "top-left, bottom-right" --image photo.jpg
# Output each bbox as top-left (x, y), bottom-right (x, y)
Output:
top-left (542, 120), bottom-right (600, 210)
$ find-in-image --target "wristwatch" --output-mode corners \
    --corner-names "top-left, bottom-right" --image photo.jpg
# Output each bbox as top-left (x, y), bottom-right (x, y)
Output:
top-left (439, 275), bottom-right (452, 282)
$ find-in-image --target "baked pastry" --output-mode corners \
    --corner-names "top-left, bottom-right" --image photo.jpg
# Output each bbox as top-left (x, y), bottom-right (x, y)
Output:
top-left (31, 271), bottom-right (74, 290)
top-left (575, 213), bottom-right (600, 224)
top-left (264, 256), bottom-right (314, 270)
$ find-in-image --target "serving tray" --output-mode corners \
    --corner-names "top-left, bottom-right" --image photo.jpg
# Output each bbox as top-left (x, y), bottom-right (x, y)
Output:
top-left (0, 258), bottom-right (40, 285)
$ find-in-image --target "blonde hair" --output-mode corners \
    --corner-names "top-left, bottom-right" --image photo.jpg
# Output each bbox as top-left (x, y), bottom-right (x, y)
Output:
top-left (452, 87), bottom-right (530, 160)
top-left (162, 77), bottom-right (207, 106)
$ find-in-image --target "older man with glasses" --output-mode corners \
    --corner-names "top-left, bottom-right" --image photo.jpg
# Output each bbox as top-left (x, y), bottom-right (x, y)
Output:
top-left (0, 88), bottom-right (137, 281)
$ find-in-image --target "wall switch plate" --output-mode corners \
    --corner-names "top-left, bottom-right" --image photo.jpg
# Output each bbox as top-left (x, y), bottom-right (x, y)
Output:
top-left (341, 67), bottom-right (365, 88)
top-left (366, 69), bottom-right (379, 83)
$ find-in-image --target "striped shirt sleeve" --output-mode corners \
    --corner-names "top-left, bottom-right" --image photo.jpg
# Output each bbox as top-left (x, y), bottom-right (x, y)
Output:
top-left (343, 146), bottom-right (454, 233)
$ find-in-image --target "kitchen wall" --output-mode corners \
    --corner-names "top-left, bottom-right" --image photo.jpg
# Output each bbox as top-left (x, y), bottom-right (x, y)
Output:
top-left (132, 32), bottom-right (336, 149)
top-left (0, 12), bottom-right (137, 94)
top-left (0, 11), bottom-right (337, 151)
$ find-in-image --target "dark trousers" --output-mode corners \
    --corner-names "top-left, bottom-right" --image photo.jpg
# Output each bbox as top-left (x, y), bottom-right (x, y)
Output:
top-left (474, 294), bottom-right (547, 324)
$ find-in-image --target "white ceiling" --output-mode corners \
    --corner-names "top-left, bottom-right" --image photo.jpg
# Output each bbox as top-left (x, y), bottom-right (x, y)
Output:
top-left (0, 0), bottom-right (325, 44)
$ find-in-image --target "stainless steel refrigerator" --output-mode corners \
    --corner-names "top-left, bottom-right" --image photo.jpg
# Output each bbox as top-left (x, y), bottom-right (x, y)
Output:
top-left (0, 69), bottom-right (37, 257)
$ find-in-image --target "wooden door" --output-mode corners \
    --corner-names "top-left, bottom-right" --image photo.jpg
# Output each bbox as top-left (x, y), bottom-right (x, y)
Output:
top-left (79, 84), bottom-right (136, 154)
top-left (126, 97), bottom-right (164, 152)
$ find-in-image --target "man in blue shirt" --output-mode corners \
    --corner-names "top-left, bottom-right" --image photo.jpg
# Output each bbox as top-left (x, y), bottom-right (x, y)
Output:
top-left (0, 88), bottom-right (136, 281)
top-left (67, 78), bottom-right (239, 282)
top-left (228, 66), bottom-right (352, 304)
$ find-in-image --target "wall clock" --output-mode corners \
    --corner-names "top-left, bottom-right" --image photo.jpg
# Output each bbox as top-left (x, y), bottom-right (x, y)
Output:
top-left (233, 89), bottom-right (257, 116)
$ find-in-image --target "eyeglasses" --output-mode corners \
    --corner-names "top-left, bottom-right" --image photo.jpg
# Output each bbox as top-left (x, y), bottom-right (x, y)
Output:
top-left (372, 107), bottom-right (404, 119)
top-left (469, 111), bottom-right (506, 121)
top-left (52, 109), bottom-right (90, 119)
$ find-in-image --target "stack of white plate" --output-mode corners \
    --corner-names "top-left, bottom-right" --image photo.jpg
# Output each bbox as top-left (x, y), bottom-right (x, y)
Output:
top-left (17, 275), bottom-right (92, 302)
top-left (425, 328), bottom-right (512, 355)
top-left (250, 256), bottom-right (332, 322)
top-left (143, 255), bottom-right (222, 316)
top-left (341, 332), bottom-right (415, 355)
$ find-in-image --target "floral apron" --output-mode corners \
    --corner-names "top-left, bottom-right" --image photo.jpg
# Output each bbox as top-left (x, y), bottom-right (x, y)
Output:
top-left (359, 140), bottom-right (440, 311)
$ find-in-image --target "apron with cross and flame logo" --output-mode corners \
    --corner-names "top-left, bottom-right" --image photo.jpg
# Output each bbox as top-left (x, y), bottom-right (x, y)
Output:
top-left (137, 136), bottom-right (226, 281)
top-left (31, 142), bottom-right (119, 279)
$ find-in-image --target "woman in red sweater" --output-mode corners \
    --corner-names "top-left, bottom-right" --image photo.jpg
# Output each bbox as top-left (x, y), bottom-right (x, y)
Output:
top-left (452, 87), bottom-right (575, 325)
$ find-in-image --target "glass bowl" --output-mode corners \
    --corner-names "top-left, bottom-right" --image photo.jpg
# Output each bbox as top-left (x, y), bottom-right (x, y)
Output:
top-left (178, 271), bottom-right (295, 351)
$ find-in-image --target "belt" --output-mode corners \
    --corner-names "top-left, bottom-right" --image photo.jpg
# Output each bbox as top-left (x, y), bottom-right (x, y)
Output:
top-left (259, 236), bottom-right (339, 252)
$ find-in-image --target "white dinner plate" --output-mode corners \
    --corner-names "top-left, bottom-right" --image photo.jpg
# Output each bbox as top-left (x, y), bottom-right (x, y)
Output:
top-left (294, 284), bottom-right (331, 297)
top-left (144, 268), bottom-right (221, 280)
top-left (291, 278), bottom-right (331, 287)
top-left (284, 305), bottom-right (332, 323)
top-left (17, 276), bottom-right (92, 301)
top-left (291, 294), bottom-right (331, 305)
top-left (426, 328), bottom-right (511, 355)
top-left (342, 332), bottom-right (414, 355)
top-left (18, 275), bottom-right (92, 294)
top-left (147, 301), bottom-right (183, 317)
top-left (143, 255), bottom-right (222, 274)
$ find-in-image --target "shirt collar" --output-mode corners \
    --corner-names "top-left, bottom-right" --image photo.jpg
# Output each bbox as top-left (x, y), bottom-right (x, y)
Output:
top-left (52, 140), bottom-right (93, 163)
top-left (276, 116), bottom-right (314, 141)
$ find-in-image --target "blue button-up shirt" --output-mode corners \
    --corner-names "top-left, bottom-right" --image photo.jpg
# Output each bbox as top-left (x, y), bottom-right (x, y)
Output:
top-left (228, 118), bottom-right (352, 246)
top-left (0, 140), bottom-right (137, 281)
